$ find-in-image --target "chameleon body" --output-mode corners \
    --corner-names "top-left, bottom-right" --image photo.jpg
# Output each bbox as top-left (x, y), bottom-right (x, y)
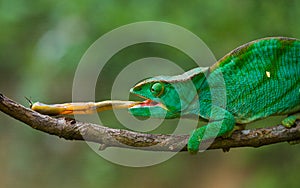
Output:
top-left (129, 37), bottom-right (300, 153)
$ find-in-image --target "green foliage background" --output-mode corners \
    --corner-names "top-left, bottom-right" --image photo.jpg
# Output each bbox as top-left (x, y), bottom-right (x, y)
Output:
top-left (0, 0), bottom-right (299, 188)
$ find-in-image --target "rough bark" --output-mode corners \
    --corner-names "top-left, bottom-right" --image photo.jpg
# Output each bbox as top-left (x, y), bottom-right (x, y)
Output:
top-left (0, 93), bottom-right (299, 152)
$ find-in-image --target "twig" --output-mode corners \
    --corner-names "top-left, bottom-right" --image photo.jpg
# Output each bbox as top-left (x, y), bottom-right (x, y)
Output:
top-left (0, 93), bottom-right (299, 152)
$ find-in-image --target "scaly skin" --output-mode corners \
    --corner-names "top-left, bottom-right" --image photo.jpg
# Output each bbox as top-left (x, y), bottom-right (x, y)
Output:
top-left (129, 37), bottom-right (300, 154)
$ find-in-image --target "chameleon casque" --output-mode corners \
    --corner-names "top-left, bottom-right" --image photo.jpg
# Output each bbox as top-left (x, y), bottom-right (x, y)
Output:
top-left (128, 37), bottom-right (300, 153)
top-left (30, 37), bottom-right (300, 154)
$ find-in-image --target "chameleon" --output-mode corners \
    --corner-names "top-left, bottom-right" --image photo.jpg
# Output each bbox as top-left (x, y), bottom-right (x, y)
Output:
top-left (30, 37), bottom-right (300, 154)
top-left (128, 37), bottom-right (300, 153)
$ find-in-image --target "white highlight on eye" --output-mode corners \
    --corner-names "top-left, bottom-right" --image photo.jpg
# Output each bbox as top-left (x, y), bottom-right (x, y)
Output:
top-left (266, 71), bottom-right (271, 78)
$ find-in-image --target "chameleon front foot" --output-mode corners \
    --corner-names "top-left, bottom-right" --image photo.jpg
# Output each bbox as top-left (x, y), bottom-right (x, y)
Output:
top-left (187, 130), bottom-right (201, 154)
top-left (187, 108), bottom-right (235, 154)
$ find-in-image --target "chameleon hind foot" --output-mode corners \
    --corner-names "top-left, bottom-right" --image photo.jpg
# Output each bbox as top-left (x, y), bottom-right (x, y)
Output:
top-left (281, 113), bottom-right (300, 145)
top-left (282, 113), bottom-right (300, 128)
top-left (187, 129), bottom-right (203, 154)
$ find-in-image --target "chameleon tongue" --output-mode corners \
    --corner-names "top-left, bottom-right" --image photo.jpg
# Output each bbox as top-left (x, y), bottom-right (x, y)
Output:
top-left (137, 99), bottom-right (168, 111)
top-left (31, 100), bottom-right (143, 115)
top-left (140, 99), bottom-right (158, 106)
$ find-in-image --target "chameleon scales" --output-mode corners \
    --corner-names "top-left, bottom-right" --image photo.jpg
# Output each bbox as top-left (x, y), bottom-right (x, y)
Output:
top-left (31, 37), bottom-right (300, 154)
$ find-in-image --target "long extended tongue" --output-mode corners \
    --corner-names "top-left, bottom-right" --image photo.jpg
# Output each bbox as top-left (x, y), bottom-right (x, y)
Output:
top-left (31, 100), bottom-right (142, 115)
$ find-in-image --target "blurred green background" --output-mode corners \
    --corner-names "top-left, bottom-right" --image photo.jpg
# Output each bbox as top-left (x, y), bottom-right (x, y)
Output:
top-left (0, 0), bottom-right (300, 187)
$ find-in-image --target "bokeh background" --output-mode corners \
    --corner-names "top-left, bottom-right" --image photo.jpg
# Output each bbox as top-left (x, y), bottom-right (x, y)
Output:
top-left (0, 0), bottom-right (300, 187)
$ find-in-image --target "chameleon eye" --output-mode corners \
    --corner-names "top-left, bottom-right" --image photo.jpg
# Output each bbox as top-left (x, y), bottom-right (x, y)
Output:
top-left (151, 82), bottom-right (164, 97)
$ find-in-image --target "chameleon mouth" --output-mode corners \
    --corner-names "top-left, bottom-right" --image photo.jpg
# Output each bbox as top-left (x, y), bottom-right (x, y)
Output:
top-left (128, 87), bottom-right (168, 110)
top-left (129, 99), bottom-right (168, 111)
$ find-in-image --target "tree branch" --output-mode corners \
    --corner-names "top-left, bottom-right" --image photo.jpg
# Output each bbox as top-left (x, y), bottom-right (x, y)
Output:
top-left (0, 93), bottom-right (300, 152)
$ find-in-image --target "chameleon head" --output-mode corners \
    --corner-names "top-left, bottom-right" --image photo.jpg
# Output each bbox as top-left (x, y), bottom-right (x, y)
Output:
top-left (129, 67), bottom-right (209, 119)
top-left (129, 77), bottom-right (184, 119)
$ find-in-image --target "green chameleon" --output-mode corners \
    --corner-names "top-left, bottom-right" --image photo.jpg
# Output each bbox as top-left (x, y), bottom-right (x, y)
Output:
top-left (128, 37), bottom-right (300, 153)
top-left (30, 37), bottom-right (300, 154)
